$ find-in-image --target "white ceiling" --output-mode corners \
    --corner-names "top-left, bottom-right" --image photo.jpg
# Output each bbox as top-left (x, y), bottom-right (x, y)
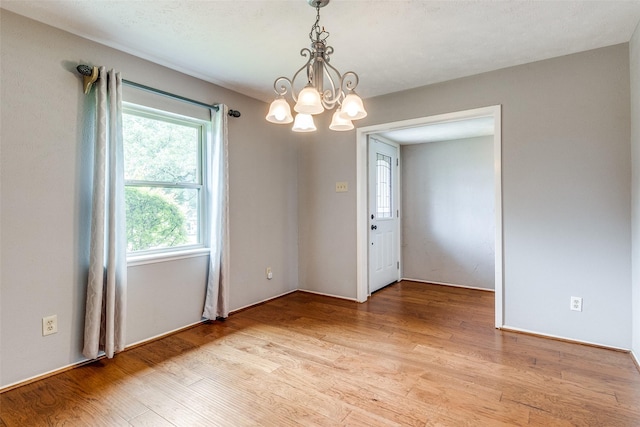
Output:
top-left (2, 0), bottom-right (640, 105)
top-left (2, 1), bottom-right (639, 144)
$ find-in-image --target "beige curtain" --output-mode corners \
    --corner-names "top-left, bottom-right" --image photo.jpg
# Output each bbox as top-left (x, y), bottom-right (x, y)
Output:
top-left (83, 67), bottom-right (127, 359)
top-left (202, 105), bottom-right (230, 320)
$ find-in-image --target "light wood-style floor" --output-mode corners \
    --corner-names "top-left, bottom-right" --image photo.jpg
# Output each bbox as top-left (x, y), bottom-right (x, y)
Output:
top-left (2, 281), bottom-right (640, 426)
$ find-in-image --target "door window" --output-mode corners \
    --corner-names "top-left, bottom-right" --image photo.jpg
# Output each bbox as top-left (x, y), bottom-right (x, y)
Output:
top-left (376, 153), bottom-right (392, 219)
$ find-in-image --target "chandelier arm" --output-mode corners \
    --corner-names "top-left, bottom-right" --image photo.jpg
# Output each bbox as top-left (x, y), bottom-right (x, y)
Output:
top-left (324, 45), bottom-right (334, 60)
top-left (275, 49), bottom-right (313, 103)
top-left (340, 71), bottom-right (360, 92)
top-left (294, 49), bottom-right (314, 80)
top-left (273, 76), bottom-right (293, 97)
top-left (299, 47), bottom-right (312, 60)
top-left (321, 91), bottom-right (340, 110)
top-left (320, 62), bottom-right (341, 109)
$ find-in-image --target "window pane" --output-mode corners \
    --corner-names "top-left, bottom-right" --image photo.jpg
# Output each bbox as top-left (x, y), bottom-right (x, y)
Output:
top-left (123, 114), bottom-right (200, 183)
top-left (376, 153), bottom-right (392, 218)
top-left (125, 186), bottom-right (200, 252)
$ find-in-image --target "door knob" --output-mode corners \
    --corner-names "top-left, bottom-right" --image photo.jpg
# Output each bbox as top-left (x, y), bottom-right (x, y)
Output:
top-left (371, 225), bottom-right (377, 230)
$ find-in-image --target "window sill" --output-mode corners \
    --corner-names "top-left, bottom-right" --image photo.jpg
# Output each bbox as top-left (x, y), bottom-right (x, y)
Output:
top-left (127, 247), bottom-right (210, 267)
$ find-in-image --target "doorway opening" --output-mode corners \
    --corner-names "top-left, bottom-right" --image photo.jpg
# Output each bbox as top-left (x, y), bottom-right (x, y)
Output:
top-left (355, 105), bottom-right (504, 328)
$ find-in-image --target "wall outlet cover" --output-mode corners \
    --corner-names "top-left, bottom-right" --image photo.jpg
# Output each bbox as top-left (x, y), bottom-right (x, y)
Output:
top-left (570, 296), bottom-right (583, 312)
top-left (42, 314), bottom-right (58, 336)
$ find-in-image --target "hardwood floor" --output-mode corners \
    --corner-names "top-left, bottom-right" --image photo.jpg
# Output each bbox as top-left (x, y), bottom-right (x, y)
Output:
top-left (2, 280), bottom-right (639, 426)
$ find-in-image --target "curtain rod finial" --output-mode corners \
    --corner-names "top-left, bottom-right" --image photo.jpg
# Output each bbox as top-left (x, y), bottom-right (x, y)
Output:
top-left (79, 65), bottom-right (99, 94)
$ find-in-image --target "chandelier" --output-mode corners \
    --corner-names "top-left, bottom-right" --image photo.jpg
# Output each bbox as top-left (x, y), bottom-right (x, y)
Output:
top-left (266, 0), bottom-right (367, 132)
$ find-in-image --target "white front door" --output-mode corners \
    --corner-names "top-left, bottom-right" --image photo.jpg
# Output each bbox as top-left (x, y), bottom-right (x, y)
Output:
top-left (368, 137), bottom-right (400, 293)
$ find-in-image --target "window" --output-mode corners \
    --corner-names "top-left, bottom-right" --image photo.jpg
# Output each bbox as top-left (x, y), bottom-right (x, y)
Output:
top-left (123, 104), bottom-right (208, 254)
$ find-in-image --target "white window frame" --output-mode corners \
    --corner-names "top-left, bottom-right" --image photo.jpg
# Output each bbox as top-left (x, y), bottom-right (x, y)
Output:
top-left (123, 103), bottom-right (210, 262)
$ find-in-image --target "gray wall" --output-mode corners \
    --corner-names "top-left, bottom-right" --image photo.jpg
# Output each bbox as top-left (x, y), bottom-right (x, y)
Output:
top-left (401, 136), bottom-right (495, 290)
top-left (297, 113), bottom-right (358, 299)
top-left (301, 43), bottom-right (632, 348)
top-left (0, 10), bottom-right (298, 387)
top-left (631, 23), bottom-right (640, 361)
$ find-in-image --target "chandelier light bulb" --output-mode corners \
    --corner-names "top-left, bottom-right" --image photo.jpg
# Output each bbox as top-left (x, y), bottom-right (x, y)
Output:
top-left (345, 103), bottom-right (358, 118)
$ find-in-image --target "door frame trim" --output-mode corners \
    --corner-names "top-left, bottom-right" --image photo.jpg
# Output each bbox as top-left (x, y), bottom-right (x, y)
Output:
top-left (355, 105), bottom-right (504, 328)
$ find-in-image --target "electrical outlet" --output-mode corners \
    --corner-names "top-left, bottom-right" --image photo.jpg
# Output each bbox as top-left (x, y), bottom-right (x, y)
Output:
top-left (266, 267), bottom-right (273, 280)
top-left (335, 181), bottom-right (348, 192)
top-left (42, 315), bottom-right (58, 336)
top-left (570, 296), bottom-right (583, 312)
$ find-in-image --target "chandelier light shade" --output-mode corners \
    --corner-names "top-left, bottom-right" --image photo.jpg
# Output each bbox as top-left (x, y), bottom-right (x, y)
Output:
top-left (329, 108), bottom-right (354, 131)
top-left (292, 113), bottom-right (317, 132)
top-left (266, 0), bottom-right (367, 132)
top-left (294, 85), bottom-right (324, 114)
top-left (266, 97), bottom-right (294, 124)
top-left (339, 92), bottom-right (367, 120)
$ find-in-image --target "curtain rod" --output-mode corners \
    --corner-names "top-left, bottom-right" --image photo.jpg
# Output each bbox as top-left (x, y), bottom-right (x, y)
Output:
top-left (76, 65), bottom-right (241, 118)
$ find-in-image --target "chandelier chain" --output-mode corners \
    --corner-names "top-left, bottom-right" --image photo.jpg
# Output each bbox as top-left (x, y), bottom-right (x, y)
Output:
top-left (309, 4), bottom-right (329, 44)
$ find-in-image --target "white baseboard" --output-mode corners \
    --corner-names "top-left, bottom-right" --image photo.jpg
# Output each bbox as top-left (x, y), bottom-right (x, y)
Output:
top-left (297, 288), bottom-right (359, 302)
top-left (229, 289), bottom-right (298, 314)
top-left (631, 349), bottom-right (640, 372)
top-left (0, 358), bottom-right (97, 393)
top-left (126, 319), bottom-right (206, 349)
top-left (402, 277), bottom-right (495, 292)
top-left (501, 325), bottom-right (630, 352)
